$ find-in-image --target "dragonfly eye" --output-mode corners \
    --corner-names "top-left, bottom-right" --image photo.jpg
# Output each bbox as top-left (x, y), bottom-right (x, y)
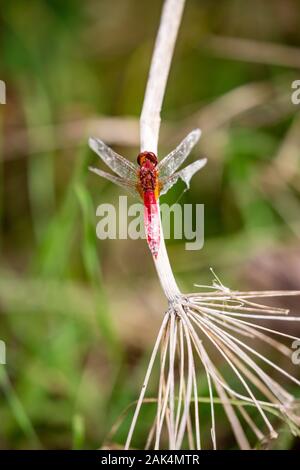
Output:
top-left (137, 153), bottom-right (144, 166)
top-left (137, 151), bottom-right (158, 166)
top-left (146, 152), bottom-right (158, 166)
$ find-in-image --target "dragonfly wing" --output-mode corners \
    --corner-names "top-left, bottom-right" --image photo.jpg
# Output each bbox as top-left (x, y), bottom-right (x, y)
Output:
top-left (89, 167), bottom-right (139, 199)
top-left (159, 158), bottom-right (207, 196)
top-left (89, 137), bottom-right (137, 180)
top-left (157, 129), bottom-right (201, 178)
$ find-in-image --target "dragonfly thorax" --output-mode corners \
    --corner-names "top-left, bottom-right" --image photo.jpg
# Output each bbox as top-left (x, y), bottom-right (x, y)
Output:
top-left (137, 151), bottom-right (158, 193)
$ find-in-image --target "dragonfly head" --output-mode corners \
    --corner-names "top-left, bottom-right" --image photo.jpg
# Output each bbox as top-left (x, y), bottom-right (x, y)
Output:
top-left (137, 151), bottom-right (158, 168)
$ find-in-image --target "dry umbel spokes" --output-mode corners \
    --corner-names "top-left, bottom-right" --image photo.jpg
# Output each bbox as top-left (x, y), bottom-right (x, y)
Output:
top-left (124, 277), bottom-right (300, 450)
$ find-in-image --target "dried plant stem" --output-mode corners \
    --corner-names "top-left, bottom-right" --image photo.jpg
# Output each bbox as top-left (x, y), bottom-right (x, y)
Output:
top-left (140, 0), bottom-right (185, 301)
top-left (154, 221), bottom-right (180, 300)
top-left (125, 313), bottom-right (169, 449)
top-left (140, 0), bottom-right (185, 154)
top-left (205, 35), bottom-right (300, 69)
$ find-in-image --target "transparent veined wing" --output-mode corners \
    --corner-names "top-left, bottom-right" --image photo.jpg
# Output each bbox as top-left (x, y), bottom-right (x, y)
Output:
top-left (89, 167), bottom-right (139, 199)
top-left (157, 129), bottom-right (201, 178)
top-left (89, 137), bottom-right (137, 180)
top-left (159, 158), bottom-right (207, 196)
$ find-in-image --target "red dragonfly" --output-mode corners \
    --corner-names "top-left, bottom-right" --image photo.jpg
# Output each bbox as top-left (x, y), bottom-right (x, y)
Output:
top-left (89, 129), bottom-right (206, 258)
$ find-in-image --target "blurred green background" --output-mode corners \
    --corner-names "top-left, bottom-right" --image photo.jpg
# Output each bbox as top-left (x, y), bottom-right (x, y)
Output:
top-left (0, 0), bottom-right (300, 449)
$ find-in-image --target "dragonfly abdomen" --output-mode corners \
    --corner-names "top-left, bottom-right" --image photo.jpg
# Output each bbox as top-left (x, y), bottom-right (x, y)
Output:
top-left (143, 190), bottom-right (160, 258)
top-left (137, 151), bottom-right (160, 258)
